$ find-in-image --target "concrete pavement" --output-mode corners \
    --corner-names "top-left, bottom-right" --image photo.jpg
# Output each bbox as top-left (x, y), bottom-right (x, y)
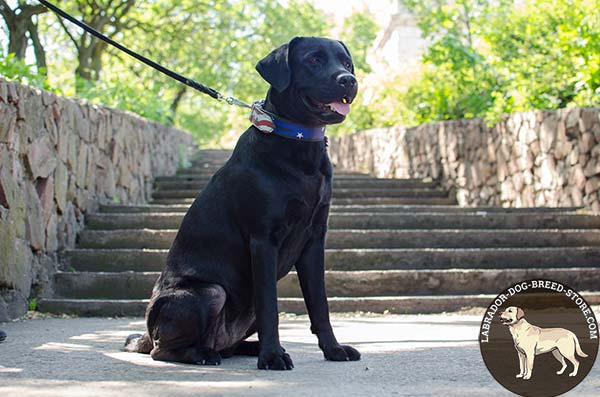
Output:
top-left (1, 313), bottom-right (598, 396)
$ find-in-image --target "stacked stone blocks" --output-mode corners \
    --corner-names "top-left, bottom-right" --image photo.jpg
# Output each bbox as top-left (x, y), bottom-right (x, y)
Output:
top-left (0, 79), bottom-right (193, 320)
top-left (330, 108), bottom-right (600, 212)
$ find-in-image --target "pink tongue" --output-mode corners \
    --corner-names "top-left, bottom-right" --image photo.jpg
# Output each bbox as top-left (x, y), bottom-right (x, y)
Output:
top-left (327, 101), bottom-right (350, 116)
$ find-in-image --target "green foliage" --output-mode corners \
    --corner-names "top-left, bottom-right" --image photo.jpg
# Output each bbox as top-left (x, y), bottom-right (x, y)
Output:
top-left (76, 76), bottom-right (173, 126)
top-left (482, 0), bottom-right (600, 112)
top-left (340, 12), bottom-right (379, 73)
top-left (28, 298), bottom-right (38, 311)
top-left (328, 71), bottom-right (416, 136)
top-left (99, 0), bottom-right (330, 145)
top-left (0, 51), bottom-right (51, 90)
top-left (398, 0), bottom-right (600, 125)
top-left (1, 0), bottom-right (381, 142)
top-left (4, 0), bottom-right (599, 141)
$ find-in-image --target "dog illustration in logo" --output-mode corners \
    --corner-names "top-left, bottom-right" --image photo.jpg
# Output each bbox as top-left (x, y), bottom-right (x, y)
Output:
top-left (499, 306), bottom-right (588, 380)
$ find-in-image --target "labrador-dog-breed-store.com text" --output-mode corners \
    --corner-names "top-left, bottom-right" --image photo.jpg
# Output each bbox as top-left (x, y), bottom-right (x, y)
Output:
top-left (123, 37), bottom-right (361, 370)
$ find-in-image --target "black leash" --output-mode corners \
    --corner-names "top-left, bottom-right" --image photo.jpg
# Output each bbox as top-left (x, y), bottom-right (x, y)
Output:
top-left (38, 0), bottom-right (251, 109)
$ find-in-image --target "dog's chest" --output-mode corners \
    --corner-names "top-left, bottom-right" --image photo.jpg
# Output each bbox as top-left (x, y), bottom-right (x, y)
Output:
top-left (275, 173), bottom-right (330, 278)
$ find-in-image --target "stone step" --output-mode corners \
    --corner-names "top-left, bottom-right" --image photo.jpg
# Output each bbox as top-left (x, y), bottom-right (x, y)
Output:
top-left (151, 188), bottom-right (450, 199)
top-left (154, 179), bottom-right (439, 190)
top-left (177, 167), bottom-right (222, 175)
top-left (100, 204), bottom-right (191, 213)
top-left (37, 292), bottom-right (600, 317)
top-left (190, 158), bottom-right (228, 165)
top-left (150, 197), bottom-right (458, 205)
top-left (190, 153), bottom-right (230, 161)
top-left (189, 160), bottom-right (226, 166)
top-left (98, 203), bottom-right (585, 214)
top-left (77, 228), bottom-right (600, 250)
top-left (192, 149), bottom-right (231, 156)
top-left (52, 268), bottom-right (600, 299)
top-left (63, 247), bottom-right (600, 272)
top-left (85, 212), bottom-right (600, 230)
top-left (156, 175), bottom-right (421, 182)
top-left (176, 169), bottom-right (374, 178)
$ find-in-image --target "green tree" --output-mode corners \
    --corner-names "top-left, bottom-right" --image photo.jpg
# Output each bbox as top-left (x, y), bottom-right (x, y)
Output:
top-left (400, 0), bottom-right (499, 122)
top-left (399, 0), bottom-right (600, 125)
top-left (483, 0), bottom-right (600, 112)
top-left (73, 0), bottom-right (329, 144)
top-left (0, 0), bottom-right (47, 70)
top-left (53, 0), bottom-right (136, 82)
top-left (0, 0), bottom-right (380, 143)
top-left (340, 11), bottom-right (378, 73)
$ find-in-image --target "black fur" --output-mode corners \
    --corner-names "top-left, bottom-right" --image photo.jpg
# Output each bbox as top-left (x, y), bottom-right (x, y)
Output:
top-left (124, 36), bottom-right (360, 370)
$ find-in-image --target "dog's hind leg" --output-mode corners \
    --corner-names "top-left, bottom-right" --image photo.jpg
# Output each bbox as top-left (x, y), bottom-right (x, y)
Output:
top-left (123, 332), bottom-right (153, 353)
top-left (556, 340), bottom-right (580, 377)
top-left (563, 352), bottom-right (580, 377)
top-left (552, 350), bottom-right (567, 375)
top-left (147, 284), bottom-right (226, 365)
top-left (151, 344), bottom-right (222, 365)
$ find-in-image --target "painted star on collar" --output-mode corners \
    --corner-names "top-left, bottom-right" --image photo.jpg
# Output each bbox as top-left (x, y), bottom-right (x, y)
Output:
top-left (296, 132), bottom-right (304, 139)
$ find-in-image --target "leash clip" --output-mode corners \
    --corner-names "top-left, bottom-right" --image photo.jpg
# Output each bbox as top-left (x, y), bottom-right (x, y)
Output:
top-left (216, 92), bottom-right (251, 109)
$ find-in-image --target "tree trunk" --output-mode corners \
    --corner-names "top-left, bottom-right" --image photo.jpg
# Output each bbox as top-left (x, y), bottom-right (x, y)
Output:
top-left (170, 87), bottom-right (187, 115)
top-left (76, 40), bottom-right (96, 82)
top-left (8, 26), bottom-right (28, 59)
top-left (0, 1), bottom-right (47, 60)
top-left (28, 20), bottom-right (47, 74)
top-left (68, 0), bottom-right (136, 84)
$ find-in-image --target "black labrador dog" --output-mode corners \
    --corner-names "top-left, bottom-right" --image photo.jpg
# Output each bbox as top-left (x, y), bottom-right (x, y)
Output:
top-left (124, 36), bottom-right (360, 370)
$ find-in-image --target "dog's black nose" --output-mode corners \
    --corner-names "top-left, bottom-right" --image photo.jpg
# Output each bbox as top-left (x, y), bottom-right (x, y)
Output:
top-left (337, 73), bottom-right (357, 88)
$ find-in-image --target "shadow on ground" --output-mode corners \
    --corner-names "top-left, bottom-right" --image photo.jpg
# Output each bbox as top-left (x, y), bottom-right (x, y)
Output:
top-left (0, 315), bottom-right (598, 396)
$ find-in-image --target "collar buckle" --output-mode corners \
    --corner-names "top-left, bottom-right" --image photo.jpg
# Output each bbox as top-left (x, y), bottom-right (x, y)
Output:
top-left (249, 100), bottom-right (275, 134)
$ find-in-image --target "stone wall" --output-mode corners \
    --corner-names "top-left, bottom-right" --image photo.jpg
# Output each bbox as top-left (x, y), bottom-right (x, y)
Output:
top-left (0, 79), bottom-right (193, 320)
top-left (330, 107), bottom-right (600, 211)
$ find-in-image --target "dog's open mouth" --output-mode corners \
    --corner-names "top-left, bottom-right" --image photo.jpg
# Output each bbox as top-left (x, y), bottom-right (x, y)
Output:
top-left (306, 96), bottom-right (352, 116)
top-left (500, 317), bottom-right (512, 325)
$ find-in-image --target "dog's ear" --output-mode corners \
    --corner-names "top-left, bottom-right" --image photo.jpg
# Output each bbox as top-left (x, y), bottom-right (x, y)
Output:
top-left (516, 307), bottom-right (525, 320)
top-left (256, 37), bottom-right (302, 92)
top-left (337, 40), bottom-right (354, 74)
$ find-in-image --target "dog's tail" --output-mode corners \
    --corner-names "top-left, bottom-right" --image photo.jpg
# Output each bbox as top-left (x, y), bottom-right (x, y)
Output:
top-left (574, 335), bottom-right (588, 358)
top-left (122, 332), bottom-right (153, 354)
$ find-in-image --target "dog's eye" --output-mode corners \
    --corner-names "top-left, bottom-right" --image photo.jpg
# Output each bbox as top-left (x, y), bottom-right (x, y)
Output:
top-left (344, 59), bottom-right (352, 69)
top-left (307, 56), bottom-right (321, 65)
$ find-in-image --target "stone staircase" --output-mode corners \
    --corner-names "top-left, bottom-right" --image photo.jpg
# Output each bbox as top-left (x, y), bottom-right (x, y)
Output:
top-left (38, 149), bottom-right (600, 316)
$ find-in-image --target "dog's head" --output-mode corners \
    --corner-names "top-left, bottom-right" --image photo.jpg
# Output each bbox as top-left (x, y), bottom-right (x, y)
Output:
top-left (256, 36), bottom-right (358, 127)
top-left (499, 306), bottom-right (525, 326)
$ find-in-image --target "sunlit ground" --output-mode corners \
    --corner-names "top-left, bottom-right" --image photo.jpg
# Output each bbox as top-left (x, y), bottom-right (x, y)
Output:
top-left (0, 314), bottom-right (598, 396)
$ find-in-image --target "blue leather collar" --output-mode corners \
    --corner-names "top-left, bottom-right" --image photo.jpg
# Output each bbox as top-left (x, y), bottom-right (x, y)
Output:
top-left (272, 118), bottom-right (326, 141)
top-left (249, 100), bottom-right (326, 142)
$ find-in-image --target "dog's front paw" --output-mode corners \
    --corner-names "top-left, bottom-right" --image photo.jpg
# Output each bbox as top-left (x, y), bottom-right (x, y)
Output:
top-left (522, 373), bottom-right (532, 380)
top-left (257, 346), bottom-right (294, 370)
top-left (322, 344), bottom-right (361, 361)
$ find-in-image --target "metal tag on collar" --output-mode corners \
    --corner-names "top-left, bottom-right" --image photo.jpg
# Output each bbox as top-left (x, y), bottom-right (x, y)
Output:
top-left (249, 101), bottom-right (275, 133)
